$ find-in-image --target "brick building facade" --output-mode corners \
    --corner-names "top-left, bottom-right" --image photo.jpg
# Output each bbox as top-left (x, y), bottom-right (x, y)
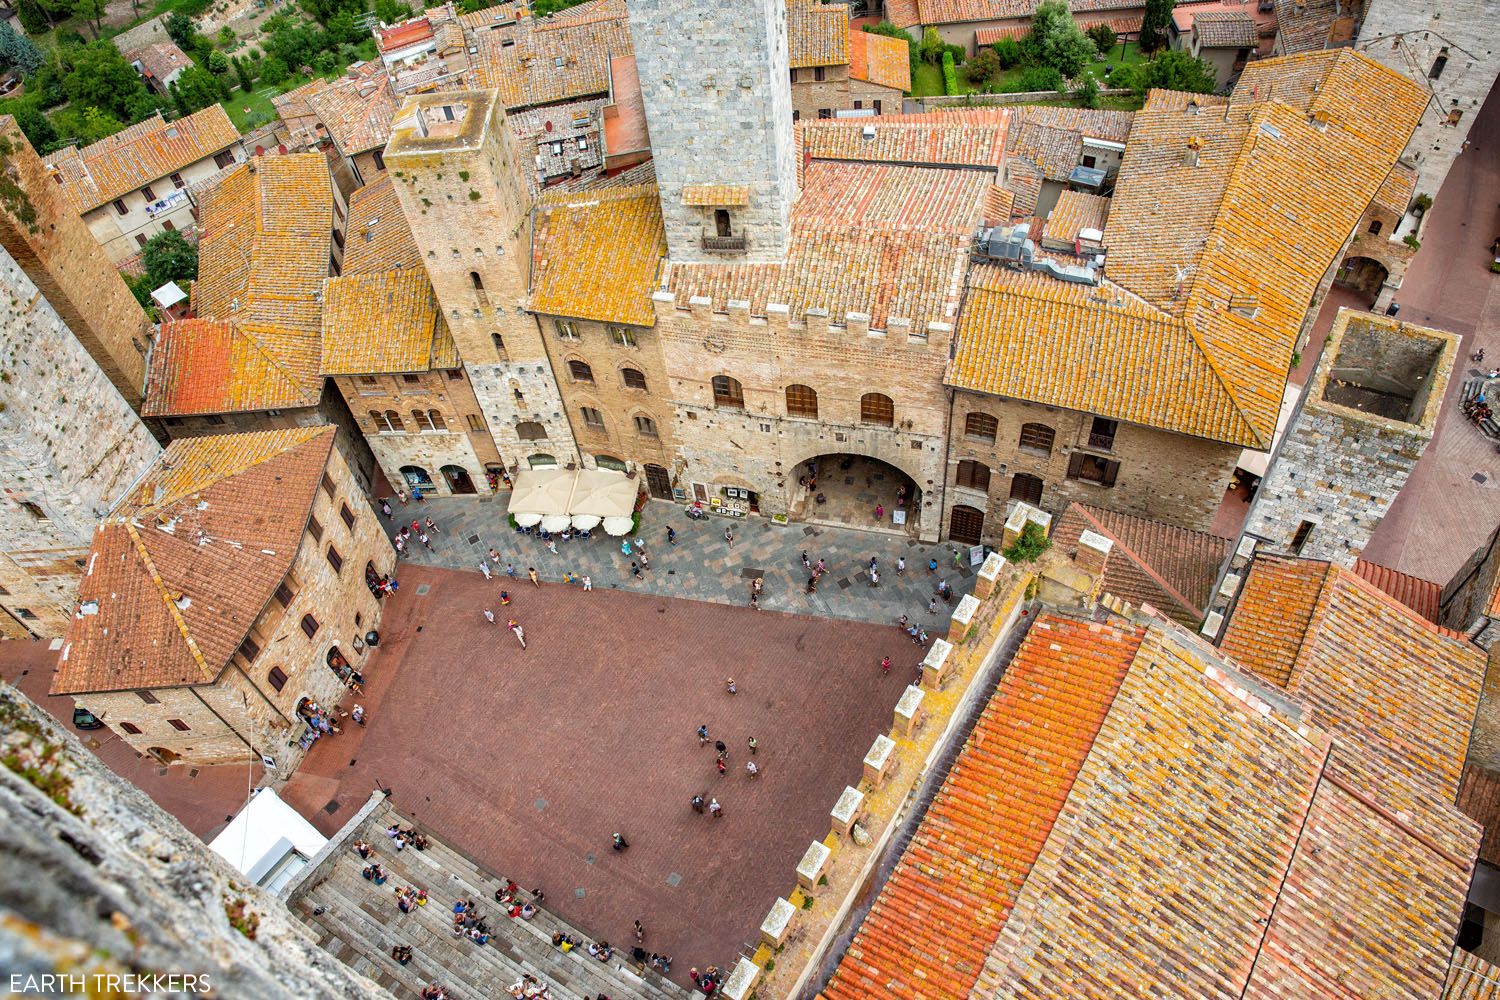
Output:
top-left (52, 428), bottom-right (394, 772)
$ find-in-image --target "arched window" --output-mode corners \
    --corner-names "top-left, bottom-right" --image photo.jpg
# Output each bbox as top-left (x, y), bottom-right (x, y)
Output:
top-left (785, 384), bottom-right (818, 418)
top-left (469, 271), bottom-right (484, 290)
top-left (427, 409), bottom-right (445, 430)
top-left (712, 375), bottom-right (744, 409)
top-left (634, 414), bottom-right (658, 437)
top-left (385, 410), bottom-right (403, 432)
top-left (621, 367), bottom-right (648, 390)
top-left (300, 614), bottom-right (319, 638)
top-left (965, 411), bottom-right (998, 442)
top-left (267, 666), bottom-right (287, 692)
top-left (528, 453), bottom-right (558, 469)
top-left (595, 455), bottom-right (627, 472)
top-left (1368, 219), bottom-right (1383, 235)
top-left (1010, 472), bottom-right (1043, 505)
top-left (1018, 422), bottom-right (1055, 455)
top-left (411, 409), bottom-right (436, 431)
top-left (860, 392), bottom-right (894, 426)
top-left (956, 460), bottom-right (991, 491)
top-left (516, 420), bottom-right (546, 440)
top-left (369, 410), bottom-right (396, 432)
top-left (568, 360), bottom-right (594, 383)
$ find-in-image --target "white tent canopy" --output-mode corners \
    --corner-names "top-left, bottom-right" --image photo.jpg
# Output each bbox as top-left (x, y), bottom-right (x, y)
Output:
top-left (507, 467), bottom-right (637, 524)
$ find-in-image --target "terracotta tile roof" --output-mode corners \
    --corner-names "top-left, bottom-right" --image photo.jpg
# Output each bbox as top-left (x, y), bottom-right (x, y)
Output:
top-left (949, 267), bottom-right (1261, 444)
top-left (454, 0), bottom-right (525, 32)
top-left (129, 40), bottom-right (191, 82)
top-left (1091, 53), bottom-right (1428, 446)
top-left (1192, 10), bottom-right (1258, 47)
top-left (973, 24), bottom-right (1028, 44)
top-left (885, 0), bottom-right (921, 28)
top-left (1457, 765), bottom-right (1500, 867)
top-left (271, 77), bottom-right (332, 147)
top-left (341, 175), bottom-right (423, 275)
top-left (322, 269), bottom-right (450, 375)
top-left (680, 185), bottom-right (750, 207)
top-left (1445, 949), bottom-right (1500, 1000)
top-left (1053, 503), bottom-right (1231, 624)
top-left (1007, 106), bottom-right (1134, 181)
top-left (1374, 161), bottom-right (1419, 217)
top-left (143, 155), bottom-right (332, 417)
top-left (43, 106), bottom-right (239, 213)
top-left (52, 428), bottom-right (336, 696)
top-left (1042, 190), bottom-right (1109, 244)
top-left (530, 184), bottom-right (665, 326)
top-left (787, 0), bottom-right (848, 68)
top-left (1220, 557), bottom-right (1486, 854)
top-left (848, 27), bottom-right (910, 92)
top-left (1271, 0), bottom-right (1337, 53)
top-left (377, 16), bottom-right (434, 53)
top-left (1352, 557), bottom-right (1441, 623)
top-left (507, 98), bottom-right (606, 187)
top-left (305, 64), bottom-right (399, 155)
top-left (800, 108), bottom-right (1009, 168)
top-left (467, 3), bottom-right (630, 110)
top-left (667, 161), bottom-right (986, 330)
top-left (821, 614), bottom-right (1142, 1000)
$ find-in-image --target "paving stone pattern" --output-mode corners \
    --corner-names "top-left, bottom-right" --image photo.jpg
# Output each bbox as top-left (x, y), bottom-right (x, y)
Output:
top-left (383, 496), bottom-right (975, 627)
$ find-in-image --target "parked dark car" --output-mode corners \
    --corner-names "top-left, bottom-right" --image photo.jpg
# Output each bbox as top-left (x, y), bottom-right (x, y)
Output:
top-left (72, 706), bottom-right (104, 731)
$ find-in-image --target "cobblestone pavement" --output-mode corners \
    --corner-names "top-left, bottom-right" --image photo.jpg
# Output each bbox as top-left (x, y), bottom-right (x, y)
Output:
top-left (282, 563), bottom-right (923, 988)
top-left (381, 494), bottom-right (978, 627)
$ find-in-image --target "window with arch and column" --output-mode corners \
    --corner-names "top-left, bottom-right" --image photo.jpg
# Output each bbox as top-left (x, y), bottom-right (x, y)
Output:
top-left (369, 410), bottom-right (403, 433)
top-left (712, 375), bottom-right (744, 409)
top-left (965, 411), bottom-right (998, 442)
top-left (955, 460), bottom-right (991, 491)
top-left (411, 409), bottom-right (437, 431)
top-left (860, 392), bottom-right (894, 426)
top-left (1018, 422), bottom-right (1055, 455)
top-left (568, 360), bottom-right (594, 383)
top-left (785, 384), bottom-right (817, 418)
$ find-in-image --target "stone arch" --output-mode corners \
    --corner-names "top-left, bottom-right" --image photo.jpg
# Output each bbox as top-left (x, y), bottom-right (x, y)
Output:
top-left (627, 406), bottom-right (662, 439)
top-left (1334, 255), bottom-right (1390, 301)
top-left (785, 445), bottom-right (927, 495)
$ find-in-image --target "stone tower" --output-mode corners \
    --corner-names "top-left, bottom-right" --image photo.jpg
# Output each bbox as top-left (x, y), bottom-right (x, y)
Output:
top-left (0, 120), bottom-right (162, 638)
top-left (1202, 309), bottom-right (1456, 637)
top-left (383, 90), bottom-right (578, 473)
top-left (627, 0), bottom-right (798, 263)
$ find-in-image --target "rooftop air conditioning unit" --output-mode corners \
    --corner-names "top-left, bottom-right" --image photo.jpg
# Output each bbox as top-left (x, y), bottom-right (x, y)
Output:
top-left (861, 125), bottom-right (876, 140)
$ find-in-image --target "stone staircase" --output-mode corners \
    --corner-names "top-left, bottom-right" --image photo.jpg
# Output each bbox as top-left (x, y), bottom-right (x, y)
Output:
top-left (292, 803), bottom-right (692, 1000)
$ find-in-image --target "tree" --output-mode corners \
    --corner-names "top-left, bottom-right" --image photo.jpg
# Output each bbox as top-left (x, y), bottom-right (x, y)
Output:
top-left (141, 230), bottom-right (198, 288)
top-left (233, 55), bottom-right (254, 93)
top-left (265, 20), bottom-right (325, 73)
top-left (170, 65), bottom-right (223, 113)
top-left (52, 104), bottom-right (125, 144)
top-left (72, 0), bottom-right (107, 38)
top-left (1131, 48), bottom-right (1216, 94)
top-left (257, 56), bottom-right (289, 86)
top-left (1023, 0), bottom-right (1097, 79)
top-left (992, 37), bottom-right (1022, 68)
top-left (374, 0), bottom-right (410, 21)
top-left (919, 26), bottom-right (944, 65)
top-left (1074, 73), bottom-right (1100, 108)
top-left (60, 42), bottom-right (148, 121)
top-left (1139, 0), bottom-right (1175, 53)
top-left (206, 48), bottom-right (229, 74)
top-left (1085, 23), bottom-right (1116, 53)
top-left (964, 46), bottom-right (999, 86)
top-left (16, 0), bottom-right (47, 36)
top-left (326, 10), bottom-right (363, 46)
top-left (165, 12), bottom-right (197, 47)
top-left (10, 99), bottom-right (56, 149)
top-left (0, 23), bottom-right (44, 77)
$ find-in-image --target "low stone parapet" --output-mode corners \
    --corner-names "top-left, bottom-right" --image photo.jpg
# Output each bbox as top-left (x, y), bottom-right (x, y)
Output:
top-left (893, 684), bottom-right (925, 738)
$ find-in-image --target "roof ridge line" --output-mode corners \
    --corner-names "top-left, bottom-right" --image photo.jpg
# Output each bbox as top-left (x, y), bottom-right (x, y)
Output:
top-left (124, 520), bottom-right (216, 684)
top-left (136, 426), bottom-right (332, 516)
top-left (1077, 506), bottom-right (1207, 618)
top-left (1283, 559), bottom-right (1339, 690)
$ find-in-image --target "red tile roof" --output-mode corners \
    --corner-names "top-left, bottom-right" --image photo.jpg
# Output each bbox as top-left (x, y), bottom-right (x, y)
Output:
top-left (378, 16), bottom-right (434, 53)
top-left (821, 614), bottom-right (1141, 1000)
top-left (53, 428), bottom-right (336, 696)
top-left (1457, 765), bottom-right (1500, 868)
top-left (1353, 557), bottom-right (1441, 623)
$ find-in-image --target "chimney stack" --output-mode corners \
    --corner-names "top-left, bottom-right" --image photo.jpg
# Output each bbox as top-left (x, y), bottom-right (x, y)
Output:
top-left (1075, 529), bottom-right (1113, 577)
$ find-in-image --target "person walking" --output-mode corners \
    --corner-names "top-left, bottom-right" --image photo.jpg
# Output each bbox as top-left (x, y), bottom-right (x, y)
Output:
top-left (881, 655), bottom-right (891, 675)
top-left (806, 574), bottom-right (818, 595)
top-left (701, 727), bottom-right (713, 747)
top-left (634, 921), bottom-right (645, 944)
top-left (691, 794), bottom-right (705, 814)
top-left (801, 551), bottom-right (811, 573)
top-left (640, 552), bottom-right (651, 571)
top-left (816, 558), bottom-right (827, 577)
top-left (547, 538), bottom-right (558, 555)
top-left (582, 575), bottom-right (592, 592)
top-left (667, 526), bottom-right (677, 546)
top-left (716, 757), bottom-right (727, 777)
top-left (709, 799), bottom-right (723, 819)
top-left (508, 619), bottom-right (526, 649)
top-left (380, 499), bottom-right (393, 520)
top-left (489, 547), bottom-right (501, 564)
top-left (419, 531), bottom-right (432, 550)
top-left (397, 489), bottom-right (408, 506)
top-left (928, 557), bottom-right (938, 574)
top-left (928, 596), bottom-right (939, 615)
top-left (480, 559), bottom-right (492, 580)
top-left (612, 832), bottom-right (629, 852)
top-left (747, 736), bottom-right (758, 755)
top-left (352, 704), bottom-right (367, 725)
top-left (726, 677), bottom-right (737, 695)
top-left (869, 568), bottom-right (880, 588)
top-left (745, 760), bottom-right (759, 778)
top-left (874, 503), bottom-right (884, 521)
top-left (528, 567), bottom-right (540, 588)
top-left (749, 592), bottom-right (759, 611)
top-left (506, 562), bottom-right (517, 578)
top-left (631, 562), bottom-right (643, 580)
top-left (896, 556), bottom-right (906, 576)
top-left (714, 739), bottom-right (726, 754)
top-left (424, 516), bottom-right (439, 534)
top-left (484, 609), bottom-right (497, 625)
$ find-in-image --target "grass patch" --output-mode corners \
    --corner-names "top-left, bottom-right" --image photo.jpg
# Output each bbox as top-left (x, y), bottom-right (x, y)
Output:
top-left (911, 61), bottom-right (944, 97)
top-left (1080, 41), bottom-right (1145, 84)
top-left (220, 74), bottom-right (310, 132)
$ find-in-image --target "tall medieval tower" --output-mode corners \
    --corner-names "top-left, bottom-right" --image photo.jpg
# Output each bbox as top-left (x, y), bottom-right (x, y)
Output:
top-left (0, 119), bottom-right (162, 638)
top-left (627, 0), bottom-right (798, 263)
top-left (383, 91), bottom-right (579, 473)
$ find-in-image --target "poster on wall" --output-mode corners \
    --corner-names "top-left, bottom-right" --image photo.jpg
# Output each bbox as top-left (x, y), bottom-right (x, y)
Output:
top-left (970, 545), bottom-right (986, 566)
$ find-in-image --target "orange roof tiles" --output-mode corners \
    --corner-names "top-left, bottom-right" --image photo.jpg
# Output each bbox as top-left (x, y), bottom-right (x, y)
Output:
top-left (848, 27), bottom-right (910, 92)
top-left (53, 428), bottom-right (336, 696)
top-left (787, 0), bottom-right (848, 68)
top-left (341, 175), bottom-right (423, 275)
top-left (467, 3), bottom-right (630, 110)
top-left (1445, 949), bottom-right (1500, 1000)
top-left (1042, 190), bottom-right (1109, 244)
top-left (531, 184), bottom-right (665, 327)
top-left (321, 269), bottom-right (448, 375)
top-left (1457, 765), bottom-right (1500, 867)
top-left (680, 185), bottom-right (749, 207)
top-left (377, 16), bottom-right (434, 53)
top-left (43, 106), bottom-right (240, 213)
top-left (802, 108), bottom-right (1009, 168)
top-left (1352, 557), bottom-right (1441, 623)
top-left (821, 614), bottom-right (1142, 1000)
top-left (305, 63), bottom-right (399, 155)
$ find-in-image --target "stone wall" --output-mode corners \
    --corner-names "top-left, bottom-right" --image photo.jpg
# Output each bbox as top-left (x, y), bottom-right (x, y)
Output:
top-left (1441, 522), bottom-right (1500, 643)
top-left (848, 79), bottom-right (903, 116)
top-left (946, 391), bottom-right (1240, 542)
top-left (627, 0), bottom-right (799, 263)
top-left (1355, 0), bottom-right (1500, 208)
top-left (792, 65), bottom-right (851, 121)
top-left (0, 242), bottom-right (162, 637)
top-left (79, 148), bottom-right (245, 265)
top-left (0, 683), bottom-right (388, 999)
top-left (385, 91), bottom-right (579, 476)
top-left (654, 296), bottom-right (950, 540)
top-left (334, 368), bottom-right (503, 495)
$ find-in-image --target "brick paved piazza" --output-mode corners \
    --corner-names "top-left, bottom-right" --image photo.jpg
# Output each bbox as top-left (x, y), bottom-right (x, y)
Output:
top-left (283, 562), bottom-right (919, 984)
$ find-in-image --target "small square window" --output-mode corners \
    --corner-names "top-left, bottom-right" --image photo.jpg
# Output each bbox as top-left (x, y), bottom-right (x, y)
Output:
top-left (136, 690), bottom-right (159, 705)
top-left (275, 582), bottom-right (294, 607)
top-left (402, 373), bottom-right (421, 384)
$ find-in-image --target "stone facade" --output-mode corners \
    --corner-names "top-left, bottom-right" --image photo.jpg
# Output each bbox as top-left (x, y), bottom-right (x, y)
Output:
top-left (1240, 309), bottom-right (1456, 566)
top-left (385, 91), bottom-right (580, 478)
top-left (536, 315), bottom-right (678, 484)
top-left (944, 391), bottom-right (1241, 547)
top-left (1353, 0), bottom-right (1500, 208)
top-left (791, 66), bottom-right (902, 121)
top-left (627, 0), bottom-right (799, 263)
top-left (653, 296), bottom-right (950, 541)
top-left (0, 684), bottom-right (387, 999)
top-left (78, 440), bottom-right (394, 771)
top-left (1441, 522), bottom-right (1500, 649)
top-left (335, 367), bottom-right (504, 495)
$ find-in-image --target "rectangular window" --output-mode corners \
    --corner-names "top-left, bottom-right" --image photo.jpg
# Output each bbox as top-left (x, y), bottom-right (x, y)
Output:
top-left (274, 582), bottom-right (294, 607)
top-left (581, 406), bottom-right (605, 429)
top-left (205, 415), bottom-right (226, 426)
top-left (114, 199), bottom-right (129, 216)
top-left (1291, 520), bottom-right (1315, 554)
top-left (818, 108), bottom-right (832, 119)
top-left (136, 690), bottom-right (159, 705)
top-left (142, 184), bottom-right (156, 201)
top-left (446, 369), bottom-right (463, 380)
top-left (267, 667), bottom-right (288, 692)
top-left (340, 503), bottom-right (355, 529)
top-left (874, 99), bottom-right (882, 114)
top-left (135, 234), bottom-right (149, 248)
top-left (608, 325), bottom-right (637, 347)
top-left (238, 635), bottom-right (261, 663)
top-left (170, 172), bottom-right (185, 188)
top-left (1088, 416), bottom-right (1118, 450)
top-left (168, 718), bottom-right (191, 732)
top-left (1066, 452), bottom-right (1120, 487)
top-left (309, 517), bottom-right (324, 541)
top-left (214, 150), bottom-right (235, 168)
top-left (556, 320), bottom-right (580, 341)
top-left (301, 614), bottom-right (319, 638)
top-left (327, 546), bottom-right (344, 573)
top-left (402, 373), bottom-right (421, 384)
top-left (814, 65), bottom-right (825, 82)
top-left (332, 229), bottom-right (345, 250)
top-left (789, 68), bottom-right (798, 83)
top-left (161, 220), bottom-right (175, 232)
top-left (121, 722), bottom-right (142, 735)
top-left (466, 413), bottom-right (484, 432)
top-left (321, 473), bottom-right (336, 499)
top-left (15, 607), bottom-right (36, 620)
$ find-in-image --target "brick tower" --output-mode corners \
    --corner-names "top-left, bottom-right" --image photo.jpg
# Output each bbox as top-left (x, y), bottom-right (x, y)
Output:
top-left (627, 0), bottom-right (798, 263)
top-left (383, 91), bottom-right (578, 473)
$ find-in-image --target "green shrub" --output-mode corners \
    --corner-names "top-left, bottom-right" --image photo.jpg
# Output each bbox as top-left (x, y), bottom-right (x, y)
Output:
top-left (964, 46), bottom-right (999, 86)
top-left (920, 26), bottom-right (944, 64)
top-left (1086, 23), bottom-right (1117, 52)
top-left (941, 49), bottom-right (959, 95)
top-left (1074, 74), bottom-right (1100, 108)
top-left (1403, 234), bottom-right (1421, 250)
top-left (1008, 64), bottom-right (1064, 93)
top-left (992, 37), bottom-right (1022, 68)
top-left (1003, 522), bottom-right (1051, 564)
